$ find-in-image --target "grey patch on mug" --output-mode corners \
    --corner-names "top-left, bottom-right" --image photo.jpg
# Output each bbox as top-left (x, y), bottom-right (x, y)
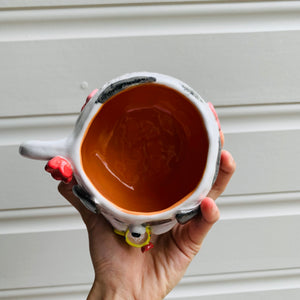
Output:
top-left (73, 185), bottom-right (98, 214)
top-left (212, 137), bottom-right (222, 186)
top-left (176, 206), bottom-right (200, 225)
top-left (96, 76), bottom-right (156, 104)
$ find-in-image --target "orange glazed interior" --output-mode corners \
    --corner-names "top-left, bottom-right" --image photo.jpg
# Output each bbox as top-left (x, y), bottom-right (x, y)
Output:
top-left (80, 83), bottom-right (209, 213)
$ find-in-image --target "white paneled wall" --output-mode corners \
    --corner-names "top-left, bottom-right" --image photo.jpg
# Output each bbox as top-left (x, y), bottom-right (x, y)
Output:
top-left (1, 1), bottom-right (300, 299)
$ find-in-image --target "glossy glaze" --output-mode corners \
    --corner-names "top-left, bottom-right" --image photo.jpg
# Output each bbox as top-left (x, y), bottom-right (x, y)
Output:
top-left (80, 83), bottom-right (208, 213)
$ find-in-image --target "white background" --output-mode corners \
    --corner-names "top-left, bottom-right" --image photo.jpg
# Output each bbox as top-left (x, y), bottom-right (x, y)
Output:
top-left (0, 1), bottom-right (300, 299)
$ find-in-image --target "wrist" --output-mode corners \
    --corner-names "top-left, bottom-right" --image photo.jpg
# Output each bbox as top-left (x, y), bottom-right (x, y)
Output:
top-left (87, 280), bottom-right (135, 300)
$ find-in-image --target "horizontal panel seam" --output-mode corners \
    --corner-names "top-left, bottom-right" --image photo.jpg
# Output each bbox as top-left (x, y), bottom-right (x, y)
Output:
top-left (0, 191), bottom-right (299, 234)
top-left (2, 1), bottom-right (300, 41)
top-left (1, 267), bottom-right (299, 297)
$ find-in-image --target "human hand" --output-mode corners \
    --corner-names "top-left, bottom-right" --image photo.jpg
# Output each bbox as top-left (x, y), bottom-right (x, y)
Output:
top-left (58, 132), bottom-right (235, 300)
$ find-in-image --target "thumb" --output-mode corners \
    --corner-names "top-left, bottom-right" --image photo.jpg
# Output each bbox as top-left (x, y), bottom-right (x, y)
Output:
top-left (174, 197), bottom-right (220, 259)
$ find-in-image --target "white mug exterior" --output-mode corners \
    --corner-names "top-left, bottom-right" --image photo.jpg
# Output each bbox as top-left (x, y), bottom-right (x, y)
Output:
top-left (19, 72), bottom-right (221, 242)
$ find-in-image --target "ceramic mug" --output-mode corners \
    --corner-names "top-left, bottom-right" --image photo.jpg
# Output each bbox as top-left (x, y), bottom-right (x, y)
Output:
top-left (19, 72), bottom-right (221, 251)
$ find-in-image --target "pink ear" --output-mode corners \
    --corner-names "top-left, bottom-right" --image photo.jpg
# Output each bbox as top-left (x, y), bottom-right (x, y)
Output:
top-left (81, 89), bottom-right (99, 111)
top-left (208, 102), bottom-right (221, 131)
top-left (45, 156), bottom-right (73, 183)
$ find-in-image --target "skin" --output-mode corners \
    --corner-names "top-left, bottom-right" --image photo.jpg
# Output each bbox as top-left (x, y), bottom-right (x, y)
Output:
top-left (58, 132), bottom-right (235, 300)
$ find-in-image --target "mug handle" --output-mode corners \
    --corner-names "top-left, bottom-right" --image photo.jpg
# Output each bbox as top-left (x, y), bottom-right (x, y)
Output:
top-left (19, 138), bottom-right (68, 160)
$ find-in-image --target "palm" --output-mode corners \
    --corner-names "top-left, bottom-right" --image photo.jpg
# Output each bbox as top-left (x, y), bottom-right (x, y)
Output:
top-left (58, 149), bottom-right (235, 299)
top-left (86, 214), bottom-right (193, 299)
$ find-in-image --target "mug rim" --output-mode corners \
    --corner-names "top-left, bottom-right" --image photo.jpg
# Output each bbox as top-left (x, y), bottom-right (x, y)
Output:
top-left (69, 72), bottom-right (220, 223)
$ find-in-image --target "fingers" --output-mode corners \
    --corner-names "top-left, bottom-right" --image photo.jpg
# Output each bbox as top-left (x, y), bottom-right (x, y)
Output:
top-left (208, 102), bottom-right (224, 148)
top-left (58, 179), bottom-right (94, 223)
top-left (208, 149), bottom-right (236, 200)
top-left (170, 149), bottom-right (235, 259)
top-left (220, 130), bottom-right (225, 148)
top-left (188, 197), bottom-right (220, 248)
top-left (171, 197), bottom-right (220, 259)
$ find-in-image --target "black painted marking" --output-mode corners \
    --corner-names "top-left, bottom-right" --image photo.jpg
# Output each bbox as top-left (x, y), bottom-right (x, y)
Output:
top-left (131, 232), bottom-right (141, 238)
top-left (181, 84), bottom-right (205, 103)
top-left (176, 206), bottom-right (200, 225)
top-left (96, 76), bottom-right (156, 104)
top-left (72, 185), bottom-right (98, 214)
